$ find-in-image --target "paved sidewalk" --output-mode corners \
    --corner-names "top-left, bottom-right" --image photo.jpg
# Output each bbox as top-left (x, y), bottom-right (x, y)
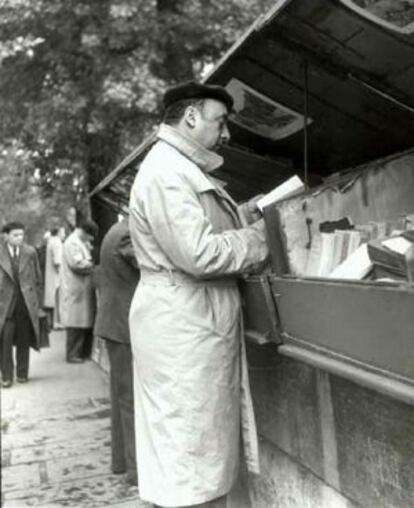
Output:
top-left (1, 331), bottom-right (150, 508)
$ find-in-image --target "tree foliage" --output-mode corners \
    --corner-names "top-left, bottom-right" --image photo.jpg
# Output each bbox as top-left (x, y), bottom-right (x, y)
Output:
top-left (0, 0), bottom-right (274, 203)
top-left (0, 142), bottom-right (75, 245)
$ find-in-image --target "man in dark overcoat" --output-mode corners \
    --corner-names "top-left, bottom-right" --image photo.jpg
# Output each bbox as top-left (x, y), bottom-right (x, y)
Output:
top-left (0, 221), bottom-right (43, 387)
top-left (94, 218), bottom-right (140, 485)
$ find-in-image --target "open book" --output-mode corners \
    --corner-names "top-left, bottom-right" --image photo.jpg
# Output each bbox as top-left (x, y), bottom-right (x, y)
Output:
top-left (257, 175), bottom-right (305, 211)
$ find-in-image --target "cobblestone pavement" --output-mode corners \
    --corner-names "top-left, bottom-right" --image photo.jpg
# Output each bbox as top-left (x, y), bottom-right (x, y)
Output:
top-left (1, 331), bottom-right (151, 508)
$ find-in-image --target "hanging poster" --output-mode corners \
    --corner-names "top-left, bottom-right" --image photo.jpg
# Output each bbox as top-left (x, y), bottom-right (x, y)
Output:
top-left (225, 78), bottom-right (311, 141)
top-left (340, 0), bottom-right (414, 34)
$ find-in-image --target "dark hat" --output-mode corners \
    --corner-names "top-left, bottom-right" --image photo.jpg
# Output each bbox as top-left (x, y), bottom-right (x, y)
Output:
top-left (163, 81), bottom-right (234, 111)
top-left (3, 221), bottom-right (25, 233)
top-left (79, 219), bottom-right (98, 238)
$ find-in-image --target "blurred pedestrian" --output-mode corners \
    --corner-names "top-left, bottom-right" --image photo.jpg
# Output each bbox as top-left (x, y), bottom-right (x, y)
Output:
top-left (59, 219), bottom-right (98, 363)
top-left (58, 226), bottom-right (66, 242)
top-left (43, 228), bottom-right (63, 328)
top-left (65, 206), bottom-right (77, 234)
top-left (53, 226), bottom-right (66, 329)
top-left (0, 221), bottom-right (43, 387)
top-left (94, 218), bottom-right (140, 486)
top-left (36, 230), bottom-right (51, 280)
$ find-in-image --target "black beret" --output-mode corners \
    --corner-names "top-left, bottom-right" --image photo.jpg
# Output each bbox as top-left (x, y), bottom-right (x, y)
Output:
top-left (163, 81), bottom-right (234, 111)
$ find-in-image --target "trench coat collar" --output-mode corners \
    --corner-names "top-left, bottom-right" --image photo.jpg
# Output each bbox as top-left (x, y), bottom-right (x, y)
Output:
top-left (157, 124), bottom-right (223, 173)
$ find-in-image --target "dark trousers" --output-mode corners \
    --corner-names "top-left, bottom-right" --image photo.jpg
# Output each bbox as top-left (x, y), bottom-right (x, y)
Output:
top-left (106, 340), bottom-right (136, 479)
top-left (0, 309), bottom-right (33, 382)
top-left (66, 327), bottom-right (93, 361)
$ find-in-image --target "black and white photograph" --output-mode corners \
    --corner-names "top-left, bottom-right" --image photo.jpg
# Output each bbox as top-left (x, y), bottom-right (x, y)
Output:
top-left (340, 0), bottom-right (414, 33)
top-left (225, 78), bottom-right (312, 141)
top-left (1, 1), bottom-right (414, 507)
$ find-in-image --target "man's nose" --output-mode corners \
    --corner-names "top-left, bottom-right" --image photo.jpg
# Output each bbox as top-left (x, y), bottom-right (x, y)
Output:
top-left (221, 124), bottom-right (230, 142)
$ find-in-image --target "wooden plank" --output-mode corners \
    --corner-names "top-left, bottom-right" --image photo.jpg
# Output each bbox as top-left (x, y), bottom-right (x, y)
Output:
top-left (271, 276), bottom-right (414, 380)
top-left (263, 205), bottom-right (290, 275)
top-left (242, 276), bottom-right (281, 344)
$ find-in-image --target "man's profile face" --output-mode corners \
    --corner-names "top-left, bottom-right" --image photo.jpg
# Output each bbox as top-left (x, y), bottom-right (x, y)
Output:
top-left (66, 207), bottom-right (76, 227)
top-left (6, 229), bottom-right (24, 247)
top-left (79, 229), bottom-right (94, 246)
top-left (190, 99), bottom-right (230, 151)
top-left (58, 227), bottom-right (66, 241)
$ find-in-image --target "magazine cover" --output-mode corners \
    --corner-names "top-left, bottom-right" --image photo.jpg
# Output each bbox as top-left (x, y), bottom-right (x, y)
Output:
top-left (225, 78), bottom-right (312, 141)
top-left (340, 0), bottom-right (414, 34)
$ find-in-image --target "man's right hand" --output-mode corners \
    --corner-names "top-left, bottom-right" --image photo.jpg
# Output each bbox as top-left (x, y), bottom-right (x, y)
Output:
top-left (239, 194), bottom-right (264, 225)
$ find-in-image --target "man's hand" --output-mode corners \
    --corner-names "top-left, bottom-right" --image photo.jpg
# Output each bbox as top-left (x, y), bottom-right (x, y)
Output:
top-left (238, 194), bottom-right (264, 226)
top-left (38, 308), bottom-right (47, 318)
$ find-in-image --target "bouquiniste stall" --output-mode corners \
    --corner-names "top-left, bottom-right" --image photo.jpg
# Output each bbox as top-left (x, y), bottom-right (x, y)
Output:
top-left (90, 1), bottom-right (414, 506)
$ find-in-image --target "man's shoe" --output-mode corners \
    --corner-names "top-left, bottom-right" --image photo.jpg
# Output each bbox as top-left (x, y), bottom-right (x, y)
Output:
top-left (2, 380), bottom-right (12, 388)
top-left (66, 358), bottom-right (84, 364)
top-left (17, 377), bottom-right (28, 383)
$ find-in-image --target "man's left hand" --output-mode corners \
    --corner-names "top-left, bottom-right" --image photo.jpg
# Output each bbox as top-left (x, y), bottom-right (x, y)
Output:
top-left (238, 194), bottom-right (264, 225)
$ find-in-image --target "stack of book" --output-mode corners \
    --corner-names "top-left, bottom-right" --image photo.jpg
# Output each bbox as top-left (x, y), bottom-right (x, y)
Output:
top-left (367, 234), bottom-right (414, 280)
top-left (257, 174), bottom-right (414, 282)
top-left (321, 216), bottom-right (414, 281)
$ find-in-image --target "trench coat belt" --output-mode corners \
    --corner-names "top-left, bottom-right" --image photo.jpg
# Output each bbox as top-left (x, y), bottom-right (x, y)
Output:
top-left (140, 268), bottom-right (238, 288)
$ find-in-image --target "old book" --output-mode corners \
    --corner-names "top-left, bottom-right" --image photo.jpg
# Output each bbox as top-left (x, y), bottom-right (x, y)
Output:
top-left (348, 230), bottom-right (362, 256)
top-left (328, 244), bottom-right (372, 280)
top-left (367, 237), bottom-right (413, 275)
top-left (405, 214), bottom-right (414, 230)
top-left (257, 175), bottom-right (304, 211)
top-left (382, 236), bottom-right (413, 255)
top-left (354, 224), bottom-right (375, 243)
top-left (330, 230), bottom-right (346, 272)
top-left (317, 232), bottom-right (336, 277)
top-left (339, 230), bottom-right (352, 264)
top-left (368, 221), bottom-right (380, 240)
top-left (376, 222), bottom-right (388, 240)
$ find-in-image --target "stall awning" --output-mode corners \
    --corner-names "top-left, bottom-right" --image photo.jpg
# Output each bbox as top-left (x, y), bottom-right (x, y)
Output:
top-left (206, 0), bottom-right (414, 174)
top-left (91, 0), bottom-right (414, 204)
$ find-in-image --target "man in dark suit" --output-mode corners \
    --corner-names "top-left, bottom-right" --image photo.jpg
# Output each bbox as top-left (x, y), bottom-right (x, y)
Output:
top-left (94, 218), bottom-right (140, 486)
top-left (0, 221), bottom-right (43, 387)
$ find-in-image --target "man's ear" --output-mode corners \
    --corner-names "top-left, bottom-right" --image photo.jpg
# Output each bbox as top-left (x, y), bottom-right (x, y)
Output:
top-left (184, 106), bottom-right (196, 129)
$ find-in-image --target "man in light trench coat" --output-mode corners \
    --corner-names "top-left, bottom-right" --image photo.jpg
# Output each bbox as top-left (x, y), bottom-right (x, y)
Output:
top-left (59, 220), bottom-right (97, 363)
top-left (43, 227), bottom-right (63, 327)
top-left (129, 81), bottom-right (269, 508)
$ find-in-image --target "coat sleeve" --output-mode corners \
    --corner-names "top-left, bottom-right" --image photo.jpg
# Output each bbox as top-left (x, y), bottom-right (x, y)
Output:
top-left (32, 249), bottom-right (43, 306)
top-left (65, 241), bottom-right (93, 274)
top-left (136, 169), bottom-right (269, 278)
top-left (51, 239), bottom-right (62, 268)
top-left (118, 231), bottom-right (139, 271)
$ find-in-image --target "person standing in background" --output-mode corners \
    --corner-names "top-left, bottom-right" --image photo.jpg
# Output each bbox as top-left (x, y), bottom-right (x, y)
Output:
top-left (0, 221), bottom-right (43, 387)
top-left (65, 206), bottom-right (77, 234)
top-left (94, 218), bottom-right (140, 486)
top-left (36, 230), bottom-right (51, 281)
top-left (43, 228), bottom-right (63, 328)
top-left (59, 219), bottom-right (97, 363)
top-left (53, 226), bottom-right (66, 329)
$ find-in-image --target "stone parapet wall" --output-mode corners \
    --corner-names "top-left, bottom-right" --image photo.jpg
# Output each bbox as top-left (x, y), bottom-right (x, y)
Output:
top-left (247, 345), bottom-right (414, 508)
